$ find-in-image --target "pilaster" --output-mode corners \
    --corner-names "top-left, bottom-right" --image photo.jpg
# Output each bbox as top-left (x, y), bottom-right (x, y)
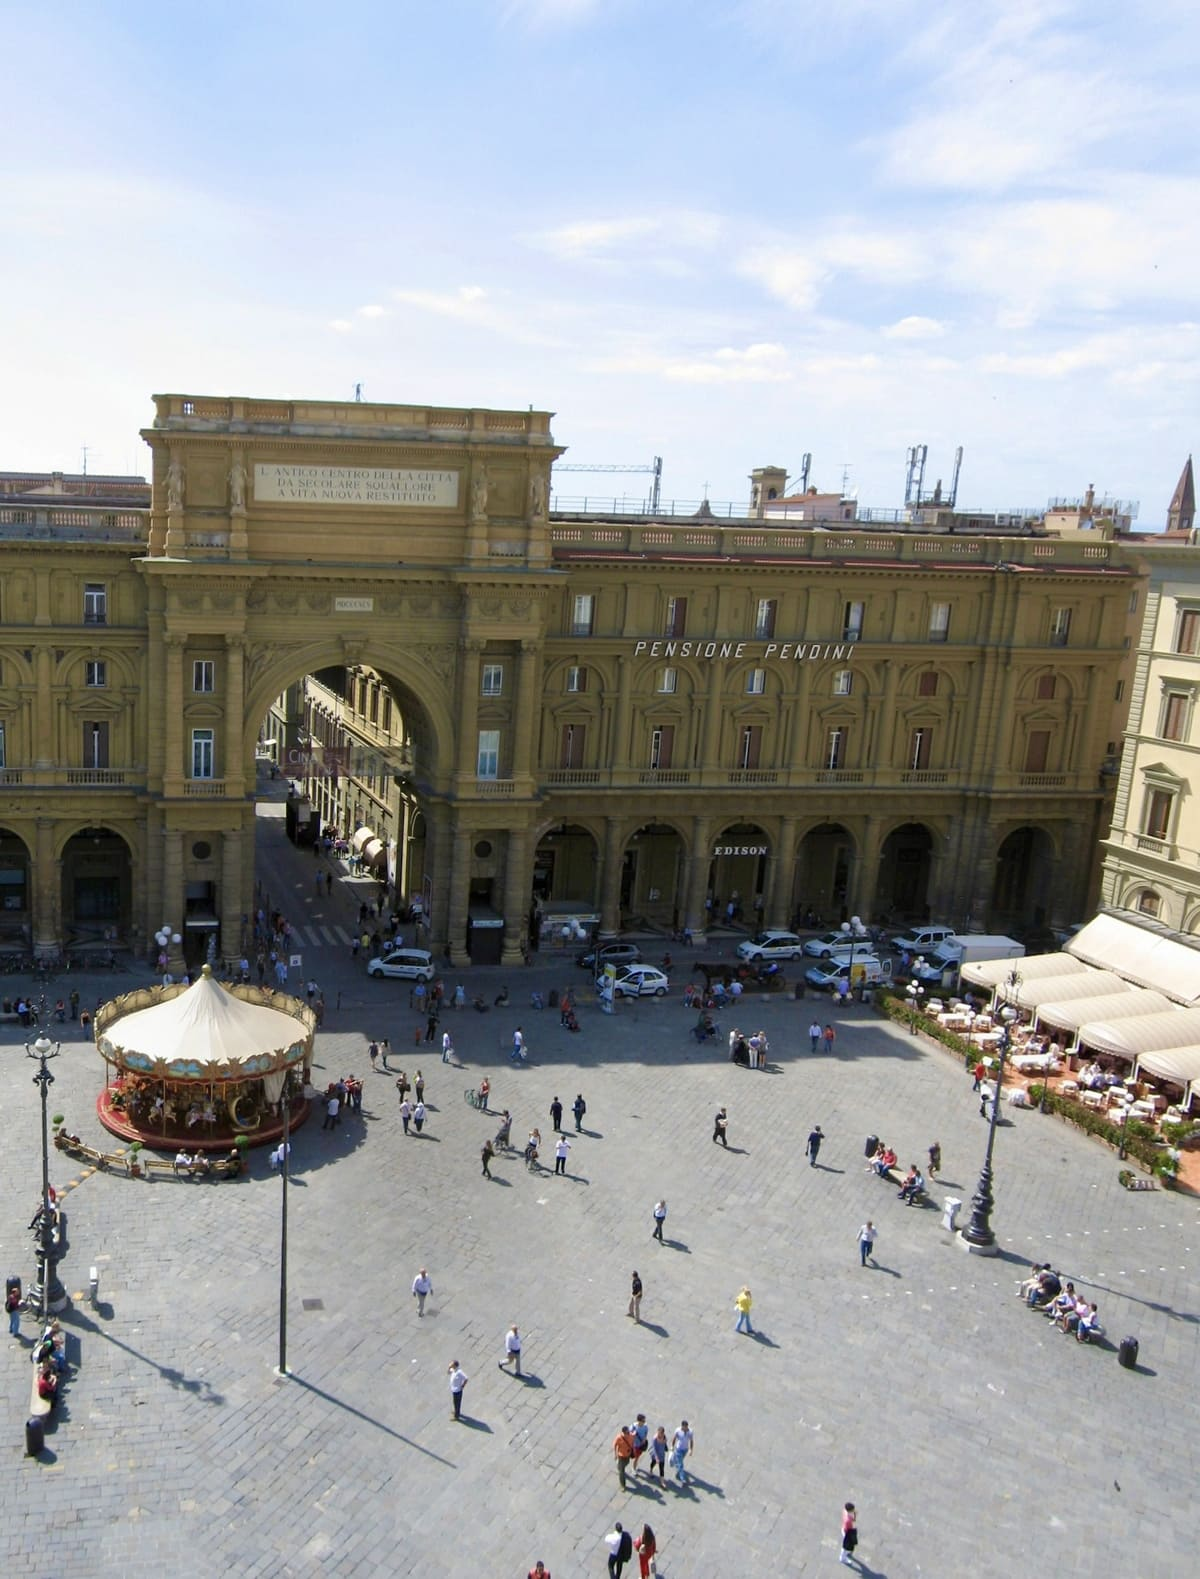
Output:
top-left (599, 817), bottom-right (625, 937)
top-left (501, 828), bottom-right (532, 964)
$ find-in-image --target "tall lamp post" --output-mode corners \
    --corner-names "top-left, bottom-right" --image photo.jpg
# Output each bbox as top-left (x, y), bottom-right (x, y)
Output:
top-left (960, 967), bottom-right (1023, 1256)
top-left (905, 965), bottom-right (925, 1033)
top-left (276, 1072), bottom-right (292, 1378)
top-left (840, 916), bottom-right (865, 998)
top-left (26, 1031), bottom-right (68, 1317)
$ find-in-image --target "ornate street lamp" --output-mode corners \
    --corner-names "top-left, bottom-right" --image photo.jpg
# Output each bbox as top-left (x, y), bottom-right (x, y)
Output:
top-left (26, 1031), bottom-right (67, 1317)
top-left (905, 966), bottom-right (925, 1033)
top-left (960, 967), bottom-right (1023, 1255)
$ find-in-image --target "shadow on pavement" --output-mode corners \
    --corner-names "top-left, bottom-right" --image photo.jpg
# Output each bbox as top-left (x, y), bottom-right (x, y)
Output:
top-left (65, 1306), bottom-right (226, 1405)
top-left (638, 1321), bottom-right (669, 1338)
top-left (290, 1374), bottom-right (456, 1463)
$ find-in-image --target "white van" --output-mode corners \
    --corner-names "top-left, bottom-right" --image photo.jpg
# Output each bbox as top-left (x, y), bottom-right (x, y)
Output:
top-left (892, 924), bottom-right (957, 955)
top-left (366, 948), bottom-right (435, 981)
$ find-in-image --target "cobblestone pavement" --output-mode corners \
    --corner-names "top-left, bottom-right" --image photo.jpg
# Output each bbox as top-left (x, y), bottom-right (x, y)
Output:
top-left (2, 813), bottom-right (1197, 1576)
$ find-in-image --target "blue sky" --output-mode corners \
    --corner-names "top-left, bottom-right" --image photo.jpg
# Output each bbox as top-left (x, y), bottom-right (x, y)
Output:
top-left (4, 0), bottom-right (1198, 522)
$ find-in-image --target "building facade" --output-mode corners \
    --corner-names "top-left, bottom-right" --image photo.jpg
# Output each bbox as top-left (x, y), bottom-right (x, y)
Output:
top-left (1101, 543), bottom-right (1200, 930)
top-left (0, 392), bottom-right (1141, 968)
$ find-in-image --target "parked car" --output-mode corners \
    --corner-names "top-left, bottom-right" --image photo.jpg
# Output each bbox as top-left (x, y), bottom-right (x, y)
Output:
top-left (577, 940), bottom-right (642, 971)
top-left (804, 954), bottom-right (886, 991)
top-left (736, 930), bottom-right (804, 962)
top-left (803, 929), bottom-right (869, 959)
top-left (891, 925), bottom-right (957, 955)
top-left (366, 948), bottom-right (435, 981)
top-left (597, 964), bottom-right (670, 998)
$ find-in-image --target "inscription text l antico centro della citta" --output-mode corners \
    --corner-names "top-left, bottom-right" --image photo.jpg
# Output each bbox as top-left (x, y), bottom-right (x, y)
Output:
top-left (253, 464), bottom-right (459, 508)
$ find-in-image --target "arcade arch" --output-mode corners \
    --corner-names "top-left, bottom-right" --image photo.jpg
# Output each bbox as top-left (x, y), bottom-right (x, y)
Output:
top-left (878, 822), bottom-right (934, 922)
top-left (990, 825), bottom-right (1056, 932)
top-left (795, 822), bottom-right (856, 925)
top-left (0, 828), bottom-right (31, 948)
top-left (709, 822), bottom-right (770, 925)
top-left (59, 826), bottom-right (133, 949)
top-left (622, 822), bottom-right (686, 929)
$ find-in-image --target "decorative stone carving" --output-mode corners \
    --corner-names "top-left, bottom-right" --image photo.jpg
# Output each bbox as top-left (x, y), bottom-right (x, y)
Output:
top-left (415, 643), bottom-right (455, 680)
top-left (471, 463), bottom-right (489, 523)
top-left (229, 457), bottom-right (247, 511)
top-left (246, 588), bottom-right (268, 611)
top-left (508, 598), bottom-right (531, 618)
top-left (381, 596), bottom-right (403, 614)
top-left (408, 596), bottom-right (432, 615)
top-left (479, 598), bottom-right (501, 617)
top-left (166, 456), bottom-right (186, 513)
top-left (529, 471), bottom-right (547, 520)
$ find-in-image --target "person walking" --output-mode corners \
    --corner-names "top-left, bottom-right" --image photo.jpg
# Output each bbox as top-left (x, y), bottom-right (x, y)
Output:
top-left (399, 1097), bottom-right (413, 1135)
top-left (553, 1135), bottom-right (570, 1175)
top-left (441, 1029), bottom-right (453, 1064)
top-left (671, 1420), bottom-right (694, 1485)
top-left (634, 1524), bottom-right (657, 1579)
top-left (648, 1426), bottom-right (668, 1481)
top-left (7, 1281), bottom-right (21, 1338)
top-left (734, 1285), bottom-right (753, 1334)
top-left (447, 1359), bottom-right (467, 1420)
top-left (808, 1018), bottom-right (822, 1053)
top-left (612, 1427), bottom-right (635, 1492)
top-left (823, 1023), bottom-right (836, 1055)
top-left (712, 1107), bottom-right (728, 1147)
top-left (498, 1322), bottom-right (522, 1376)
top-left (572, 1093), bottom-right (587, 1132)
top-left (395, 1069), bottom-right (410, 1101)
top-left (411, 1267), bottom-right (432, 1316)
top-left (425, 1009), bottom-right (438, 1044)
top-left (627, 1271), bottom-right (643, 1323)
top-left (549, 1096), bottom-right (563, 1132)
top-left (481, 1139), bottom-right (495, 1179)
top-left (368, 1040), bottom-right (379, 1072)
top-left (412, 1099), bottom-right (427, 1134)
top-left (806, 1124), bottom-right (825, 1167)
top-left (839, 1501), bottom-right (858, 1566)
top-left (858, 1220), bottom-right (877, 1268)
top-left (972, 1058), bottom-right (985, 1091)
top-left (606, 1523), bottom-right (633, 1579)
top-left (630, 1414), bottom-right (649, 1474)
top-left (527, 1563), bottom-right (551, 1579)
top-left (322, 1092), bottom-right (340, 1131)
top-left (928, 1140), bottom-right (942, 1177)
top-left (414, 1069), bottom-right (425, 1103)
top-left (652, 1200), bottom-right (667, 1241)
top-left (511, 1026), bottom-right (525, 1063)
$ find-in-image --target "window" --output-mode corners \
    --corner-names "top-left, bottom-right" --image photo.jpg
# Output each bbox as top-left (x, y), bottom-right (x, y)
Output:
top-left (1177, 610), bottom-right (1200, 655)
top-left (754, 598), bottom-right (777, 639)
top-left (843, 601), bottom-right (864, 641)
top-left (746, 668), bottom-right (766, 695)
top-left (657, 667), bottom-right (677, 694)
top-left (559, 723), bottom-right (586, 769)
top-left (571, 594), bottom-right (595, 636)
top-left (833, 669), bottom-right (853, 696)
top-left (1144, 789), bottom-right (1174, 841)
top-left (1036, 674), bottom-right (1056, 701)
top-left (917, 670), bottom-right (938, 697)
top-left (481, 664), bottom-right (503, 698)
top-left (825, 728), bottom-right (845, 770)
top-left (649, 724), bottom-right (675, 770)
top-left (1024, 730), bottom-right (1050, 773)
top-left (1129, 591), bottom-right (1139, 614)
top-left (1115, 680), bottom-right (1125, 702)
top-left (193, 660), bottom-right (215, 693)
top-left (908, 728), bottom-right (931, 771)
top-left (83, 583), bottom-right (107, 625)
top-left (477, 729), bottom-right (500, 778)
top-left (1137, 890), bottom-right (1161, 917)
top-left (382, 695), bottom-right (392, 731)
top-left (928, 602), bottom-right (951, 643)
top-left (738, 725), bottom-right (763, 769)
top-left (566, 666), bottom-right (587, 693)
top-left (1161, 690), bottom-right (1191, 742)
top-left (83, 721), bottom-right (109, 769)
top-left (191, 729), bottom-right (215, 779)
top-left (664, 597), bottom-right (688, 638)
top-left (85, 660), bottom-right (107, 688)
top-left (1049, 606), bottom-right (1072, 646)
top-left (0, 722), bottom-right (5, 769)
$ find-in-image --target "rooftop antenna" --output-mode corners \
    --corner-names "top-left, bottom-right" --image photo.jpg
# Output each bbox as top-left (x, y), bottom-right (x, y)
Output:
top-left (799, 453), bottom-right (812, 492)
top-left (354, 383), bottom-right (363, 403)
top-left (841, 463), bottom-right (851, 495)
top-left (81, 445), bottom-right (90, 477)
top-left (904, 444), bottom-right (928, 506)
top-left (948, 445), bottom-right (963, 507)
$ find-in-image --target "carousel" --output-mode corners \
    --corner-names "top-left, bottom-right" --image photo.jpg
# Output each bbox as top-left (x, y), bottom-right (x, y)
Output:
top-left (94, 966), bottom-right (315, 1151)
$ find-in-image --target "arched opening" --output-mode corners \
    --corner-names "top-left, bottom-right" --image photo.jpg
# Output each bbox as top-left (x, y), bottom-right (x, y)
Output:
top-left (0, 828), bottom-right (31, 949)
top-left (878, 823), bottom-right (934, 922)
top-left (531, 823), bottom-right (600, 951)
top-left (709, 822), bottom-right (770, 927)
top-left (795, 823), bottom-right (855, 926)
top-left (61, 826), bottom-right (132, 950)
top-left (991, 825), bottom-right (1056, 932)
top-left (622, 823), bottom-right (685, 931)
top-left (1136, 889), bottom-right (1161, 918)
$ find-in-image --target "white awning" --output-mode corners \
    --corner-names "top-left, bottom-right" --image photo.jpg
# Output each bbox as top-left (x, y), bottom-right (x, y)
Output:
top-left (1068, 913), bottom-right (1200, 1005)
top-left (1077, 1006), bottom-right (1200, 1058)
top-left (1011, 971), bottom-right (1128, 1010)
top-left (1034, 988), bottom-right (1171, 1034)
top-left (362, 838), bottom-right (386, 866)
top-left (960, 953), bottom-right (1088, 989)
top-left (1132, 1044), bottom-right (1200, 1104)
top-left (352, 827), bottom-right (376, 853)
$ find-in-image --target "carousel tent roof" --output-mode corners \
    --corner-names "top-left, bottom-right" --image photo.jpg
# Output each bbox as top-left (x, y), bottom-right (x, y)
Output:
top-left (98, 970), bottom-right (308, 1080)
top-left (960, 953), bottom-right (1089, 989)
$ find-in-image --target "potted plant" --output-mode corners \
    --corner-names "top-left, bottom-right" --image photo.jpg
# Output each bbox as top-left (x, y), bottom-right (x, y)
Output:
top-left (127, 1140), bottom-right (144, 1178)
top-left (1155, 1150), bottom-right (1180, 1189)
top-left (1117, 1168), bottom-right (1134, 1189)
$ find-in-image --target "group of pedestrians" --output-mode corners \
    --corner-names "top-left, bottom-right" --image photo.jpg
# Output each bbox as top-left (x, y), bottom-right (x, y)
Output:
top-left (612, 1419), bottom-right (694, 1492)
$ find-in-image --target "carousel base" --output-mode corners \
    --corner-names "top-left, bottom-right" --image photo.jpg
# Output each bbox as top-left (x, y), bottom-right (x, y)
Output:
top-left (96, 1090), bottom-right (311, 1152)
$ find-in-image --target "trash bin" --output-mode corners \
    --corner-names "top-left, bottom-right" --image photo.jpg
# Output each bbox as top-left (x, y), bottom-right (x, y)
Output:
top-left (547, 988), bottom-right (559, 1009)
top-left (942, 1197), bottom-right (962, 1232)
top-left (793, 981), bottom-right (805, 1000)
top-left (25, 1416), bottom-right (44, 1457)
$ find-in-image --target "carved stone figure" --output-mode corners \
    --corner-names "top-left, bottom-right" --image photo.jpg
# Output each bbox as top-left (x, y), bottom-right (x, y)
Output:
top-left (229, 458), bottom-right (247, 511)
top-left (166, 456), bottom-right (186, 513)
top-left (529, 471), bottom-right (547, 519)
top-left (471, 464), bottom-right (489, 522)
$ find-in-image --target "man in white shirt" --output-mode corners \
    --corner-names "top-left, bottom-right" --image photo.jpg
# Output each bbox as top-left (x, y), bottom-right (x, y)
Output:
top-left (554, 1136), bottom-right (571, 1176)
top-left (671, 1420), bottom-right (694, 1484)
top-left (809, 1020), bottom-right (823, 1053)
top-left (498, 1322), bottom-right (522, 1376)
top-left (411, 1267), bottom-right (432, 1316)
top-left (447, 1359), bottom-right (467, 1420)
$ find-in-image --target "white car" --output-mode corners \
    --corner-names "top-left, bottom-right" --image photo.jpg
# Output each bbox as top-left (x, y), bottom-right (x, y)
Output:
top-left (736, 930), bottom-right (804, 962)
top-left (891, 925), bottom-right (957, 955)
top-left (597, 964), bottom-right (670, 998)
top-left (802, 930), bottom-right (868, 959)
top-left (804, 954), bottom-right (885, 991)
top-left (366, 948), bottom-right (435, 981)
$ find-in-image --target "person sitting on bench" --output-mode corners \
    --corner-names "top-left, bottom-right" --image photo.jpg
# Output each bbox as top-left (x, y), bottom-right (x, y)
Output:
top-left (872, 1145), bottom-right (897, 1178)
top-left (1027, 1268), bottom-right (1062, 1308)
top-left (37, 1362), bottom-right (58, 1408)
top-left (1045, 1281), bottom-right (1077, 1322)
top-left (1074, 1303), bottom-right (1101, 1343)
top-left (896, 1164), bottom-right (920, 1200)
top-left (173, 1150), bottom-right (194, 1177)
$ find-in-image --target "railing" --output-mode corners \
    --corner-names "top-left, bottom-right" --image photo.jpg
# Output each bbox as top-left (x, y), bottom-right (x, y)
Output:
top-left (66, 769), bottom-right (128, 786)
top-left (1136, 835), bottom-right (1172, 856)
top-left (184, 780), bottom-right (228, 798)
top-left (0, 507), bottom-right (147, 543)
top-left (1019, 773), bottom-right (1068, 788)
top-left (545, 769), bottom-right (602, 785)
top-left (814, 769), bottom-right (865, 783)
top-left (899, 770), bottom-right (949, 785)
top-left (473, 778), bottom-right (516, 797)
top-left (638, 769), bottom-right (692, 785)
top-left (725, 769), bottom-right (780, 785)
top-left (0, 769), bottom-right (23, 785)
top-left (156, 395), bottom-right (554, 439)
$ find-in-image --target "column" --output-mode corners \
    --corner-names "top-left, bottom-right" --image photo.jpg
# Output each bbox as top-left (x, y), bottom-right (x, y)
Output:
top-left (33, 818), bottom-right (59, 956)
top-left (511, 641), bottom-right (541, 785)
top-left (34, 648), bottom-right (53, 769)
top-left (610, 656), bottom-right (632, 770)
top-left (853, 815), bottom-right (883, 923)
top-left (765, 816), bottom-right (797, 929)
top-left (220, 826), bottom-right (244, 966)
top-left (701, 663), bottom-right (725, 766)
top-left (598, 817), bottom-right (625, 937)
top-left (455, 641), bottom-right (482, 782)
top-left (447, 818), bottom-right (473, 966)
top-left (875, 666), bottom-right (900, 772)
top-left (224, 635), bottom-right (245, 795)
top-left (683, 816), bottom-right (713, 942)
top-left (163, 827), bottom-right (186, 975)
top-left (164, 634), bottom-right (186, 793)
top-left (501, 827), bottom-right (532, 965)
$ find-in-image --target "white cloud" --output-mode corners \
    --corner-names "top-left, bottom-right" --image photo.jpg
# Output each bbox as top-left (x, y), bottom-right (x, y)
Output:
top-left (590, 341), bottom-right (793, 385)
top-left (530, 211), bottom-right (724, 267)
top-left (387, 283), bottom-right (566, 347)
top-left (328, 319), bottom-right (353, 333)
top-left (737, 247), bottom-right (826, 311)
top-left (882, 316), bottom-right (947, 340)
top-left (358, 303), bottom-right (389, 319)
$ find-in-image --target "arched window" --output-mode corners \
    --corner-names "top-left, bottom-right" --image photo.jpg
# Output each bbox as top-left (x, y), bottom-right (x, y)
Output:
top-left (1137, 889), bottom-right (1161, 917)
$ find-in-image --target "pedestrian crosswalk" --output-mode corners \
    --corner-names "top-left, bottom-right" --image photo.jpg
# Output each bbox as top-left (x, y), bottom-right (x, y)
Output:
top-left (284, 922), bottom-right (356, 951)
